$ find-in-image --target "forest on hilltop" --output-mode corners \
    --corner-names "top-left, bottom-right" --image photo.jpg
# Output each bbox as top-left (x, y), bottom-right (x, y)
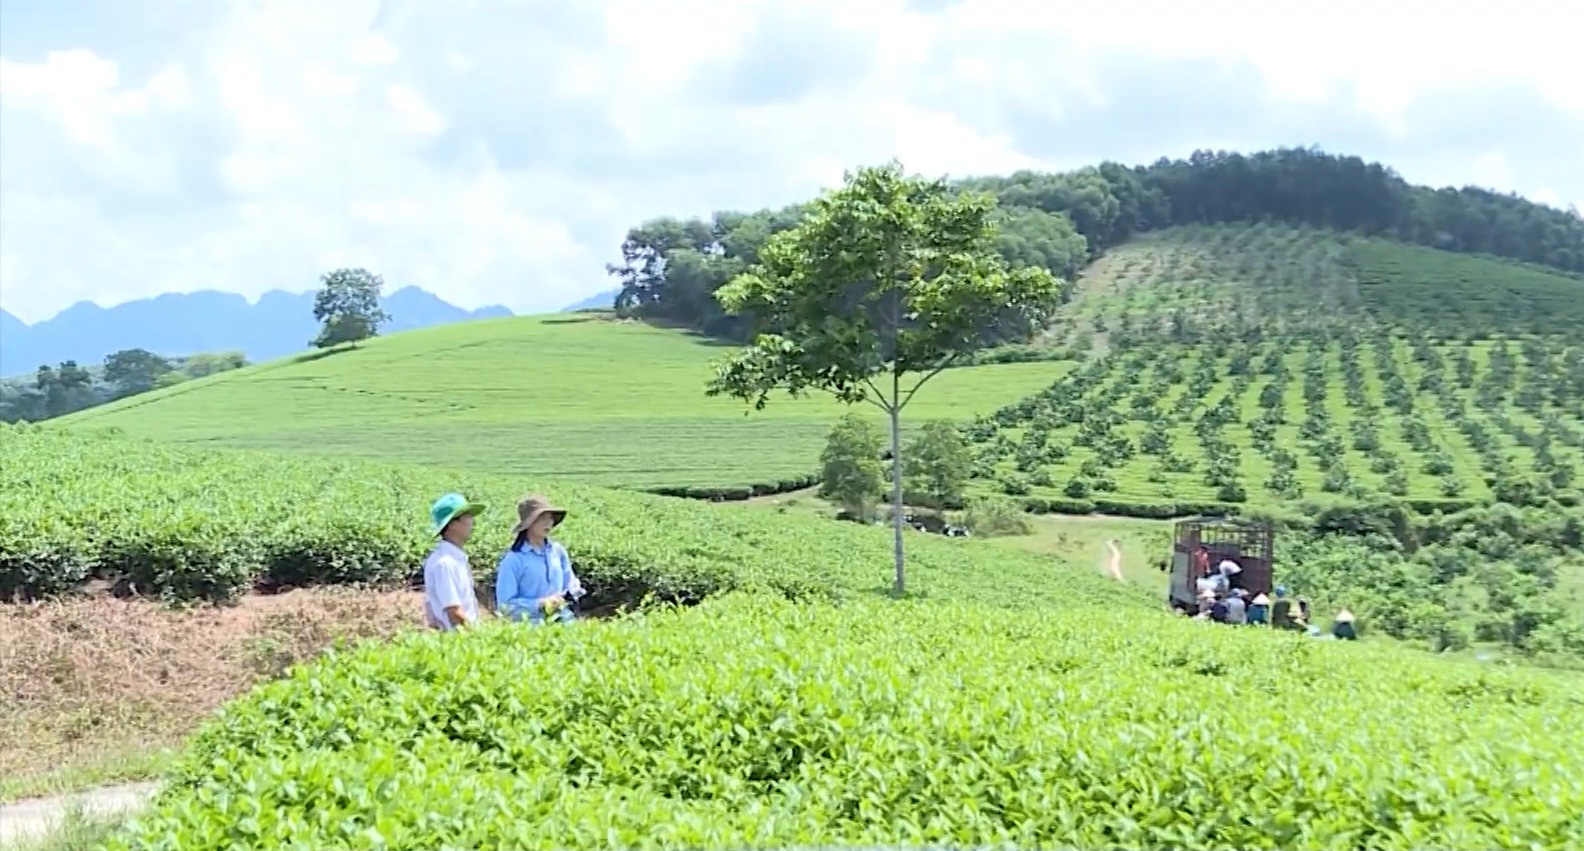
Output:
top-left (607, 147), bottom-right (1584, 341)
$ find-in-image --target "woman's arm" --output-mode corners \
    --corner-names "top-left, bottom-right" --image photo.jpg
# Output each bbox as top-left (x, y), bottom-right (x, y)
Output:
top-left (560, 543), bottom-right (584, 599)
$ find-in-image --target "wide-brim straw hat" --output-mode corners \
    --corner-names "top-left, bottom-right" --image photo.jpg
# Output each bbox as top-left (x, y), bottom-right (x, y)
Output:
top-left (1251, 593), bottom-right (1271, 605)
top-left (1335, 608), bottom-right (1355, 623)
top-left (509, 493), bottom-right (567, 538)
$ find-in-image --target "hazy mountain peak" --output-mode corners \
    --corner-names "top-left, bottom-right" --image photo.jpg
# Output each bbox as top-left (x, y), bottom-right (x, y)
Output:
top-left (0, 288), bottom-right (514, 377)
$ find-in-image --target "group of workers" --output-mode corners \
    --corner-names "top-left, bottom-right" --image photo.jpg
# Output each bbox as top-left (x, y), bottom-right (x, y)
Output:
top-left (1191, 545), bottom-right (1356, 640)
top-left (420, 491), bottom-right (586, 631)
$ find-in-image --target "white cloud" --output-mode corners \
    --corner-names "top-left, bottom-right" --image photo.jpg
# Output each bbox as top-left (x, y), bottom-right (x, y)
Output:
top-left (0, 50), bottom-right (158, 149)
top-left (384, 83), bottom-right (446, 136)
top-left (0, 0), bottom-right (1579, 325)
top-left (1531, 189), bottom-right (1563, 209)
top-left (936, 0), bottom-right (1584, 124)
top-left (1468, 152), bottom-right (1516, 197)
top-left (350, 33), bottom-right (399, 66)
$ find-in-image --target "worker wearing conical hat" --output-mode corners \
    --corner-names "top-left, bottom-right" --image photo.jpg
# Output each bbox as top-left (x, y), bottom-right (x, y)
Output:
top-left (1247, 592), bottom-right (1271, 625)
top-left (1332, 608), bottom-right (1358, 641)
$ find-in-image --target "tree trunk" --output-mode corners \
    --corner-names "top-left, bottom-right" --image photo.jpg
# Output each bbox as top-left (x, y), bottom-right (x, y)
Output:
top-left (889, 377), bottom-right (905, 596)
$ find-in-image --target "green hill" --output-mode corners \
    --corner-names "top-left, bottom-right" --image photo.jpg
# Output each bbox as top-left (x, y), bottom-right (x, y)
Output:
top-left (58, 314), bottom-right (1066, 490)
top-left (974, 224), bottom-right (1584, 512)
top-left (1049, 223), bottom-right (1584, 345)
top-left (611, 147), bottom-right (1584, 349)
top-left (6, 428), bottom-right (1583, 851)
top-left (57, 224), bottom-right (1584, 511)
top-left (14, 145), bottom-right (1584, 850)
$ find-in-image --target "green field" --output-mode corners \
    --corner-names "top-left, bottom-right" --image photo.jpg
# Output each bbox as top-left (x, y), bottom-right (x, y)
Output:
top-left (977, 225), bottom-right (1584, 509)
top-left (10, 429), bottom-right (1566, 845)
top-left (967, 333), bottom-right (1584, 507)
top-left (109, 593), bottom-right (1584, 850)
top-left (11, 221), bottom-right (1584, 848)
top-left (58, 315), bottom-right (1067, 490)
top-left (0, 426), bottom-right (1139, 610)
top-left (1050, 223), bottom-right (1584, 345)
top-left (54, 226), bottom-right (1583, 510)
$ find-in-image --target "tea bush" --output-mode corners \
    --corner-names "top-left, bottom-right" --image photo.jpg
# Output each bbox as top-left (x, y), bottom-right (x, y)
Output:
top-left (0, 426), bottom-right (1141, 610)
top-left (109, 594), bottom-right (1584, 850)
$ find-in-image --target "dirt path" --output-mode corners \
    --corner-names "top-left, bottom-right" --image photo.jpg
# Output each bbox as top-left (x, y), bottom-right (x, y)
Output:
top-left (1104, 539), bottom-right (1125, 582)
top-left (0, 782), bottom-right (157, 847)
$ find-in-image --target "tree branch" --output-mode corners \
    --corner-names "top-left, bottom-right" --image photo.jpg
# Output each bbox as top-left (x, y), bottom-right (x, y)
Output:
top-left (861, 375), bottom-right (894, 413)
top-left (785, 380), bottom-right (889, 413)
top-left (896, 355), bottom-right (957, 412)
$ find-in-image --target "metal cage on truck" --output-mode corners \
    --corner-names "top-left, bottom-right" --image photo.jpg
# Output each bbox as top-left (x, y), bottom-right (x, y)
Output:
top-left (1165, 515), bottom-right (1275, 612)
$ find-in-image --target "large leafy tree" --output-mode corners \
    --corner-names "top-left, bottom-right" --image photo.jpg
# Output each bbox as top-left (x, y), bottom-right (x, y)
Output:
top-left (103, 348), bottom-right (173, 397)
top-left (311, 268), bottom-right (390, 349)
top-left (706, 161), bottom-right (1064, 595)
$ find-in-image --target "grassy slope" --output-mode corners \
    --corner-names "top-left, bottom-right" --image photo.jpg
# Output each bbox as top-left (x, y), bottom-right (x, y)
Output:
top-left (58, 314), bottom-right (1069, 489)
top-left (974, 224), bottom-right (1584, 506)
top-left (737, 488), bottom-right (1173, 586)
top-left (1051, 224), bottom-right (1584, 342)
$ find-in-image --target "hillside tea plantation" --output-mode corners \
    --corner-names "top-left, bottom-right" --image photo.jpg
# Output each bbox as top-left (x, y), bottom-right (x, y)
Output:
top-left (969, 330), bottom-right (1584, 508)
top-left (107, 594), bottom-right (1584, 851)
top-left (1049, 223), bottom-right (1584, 343)
top-left (57, 314), bottom-right (1066, 490)
top-left (0, 426), bottom-right (1142, 611)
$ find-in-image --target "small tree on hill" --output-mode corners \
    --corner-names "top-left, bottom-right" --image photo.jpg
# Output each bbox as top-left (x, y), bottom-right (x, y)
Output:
top-left (707, 161), bottom-right (1064, 595)
top-left (820, 414), bottom-right (886, 521)
top-left (905, 420), bottom-right (972, 514)
top-left (311, 268), bottom-right (390, 349)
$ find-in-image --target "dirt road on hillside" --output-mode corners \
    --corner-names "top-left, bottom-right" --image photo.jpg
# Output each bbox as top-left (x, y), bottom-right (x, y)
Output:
top-left (1104, 540), bottom-right (1124, 582)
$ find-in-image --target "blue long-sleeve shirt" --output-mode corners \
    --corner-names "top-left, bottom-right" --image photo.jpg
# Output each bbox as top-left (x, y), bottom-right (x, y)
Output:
top-left (495, 538), bottom-right (581, 624)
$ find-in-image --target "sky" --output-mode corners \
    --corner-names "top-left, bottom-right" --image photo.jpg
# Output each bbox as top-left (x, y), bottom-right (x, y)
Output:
top-left (1, 0), bottom-right (1580, 325)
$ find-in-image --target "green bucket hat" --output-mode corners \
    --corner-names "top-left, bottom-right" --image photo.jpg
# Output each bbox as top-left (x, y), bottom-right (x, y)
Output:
top-left (430, 492), bottom-right (485, 537)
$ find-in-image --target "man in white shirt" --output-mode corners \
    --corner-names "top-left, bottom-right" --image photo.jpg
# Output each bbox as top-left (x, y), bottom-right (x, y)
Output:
top-left (424, 492), bottom-right (486, 631)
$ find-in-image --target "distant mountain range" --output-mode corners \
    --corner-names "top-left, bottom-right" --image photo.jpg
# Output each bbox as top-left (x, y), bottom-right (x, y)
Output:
top-left (0, 288), bottom-right (514, 377)
top-left (560, 288), bottom-right (620, 313)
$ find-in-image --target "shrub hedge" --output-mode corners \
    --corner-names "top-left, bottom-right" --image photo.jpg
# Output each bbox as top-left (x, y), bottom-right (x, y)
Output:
top-left (0, 426), bottom-right (1141, 611)
top-left (107, 594), bottom-right (1584, 850)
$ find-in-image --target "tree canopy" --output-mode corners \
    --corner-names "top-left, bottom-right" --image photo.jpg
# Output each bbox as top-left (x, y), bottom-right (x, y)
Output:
top-left (103, 348), bottom-right (174, 397)
top-left (0, 350), bottom-right (248, 424)
top-left (706, 161), bottom-right (1064, 593)
top-left (311, 268), bottom-right (391, 349)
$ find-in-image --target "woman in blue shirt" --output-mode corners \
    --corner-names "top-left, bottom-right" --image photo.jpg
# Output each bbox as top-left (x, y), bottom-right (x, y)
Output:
top-left (495, 494), bottom-right (584, 624)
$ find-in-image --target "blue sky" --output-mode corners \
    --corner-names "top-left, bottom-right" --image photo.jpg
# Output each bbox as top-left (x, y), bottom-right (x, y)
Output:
top-left (1, 0), bottom-right (1579, 324)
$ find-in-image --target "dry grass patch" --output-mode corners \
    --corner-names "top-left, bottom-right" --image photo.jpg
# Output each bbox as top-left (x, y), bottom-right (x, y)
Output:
top-left (0, 588), bottom-right (424, 801)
